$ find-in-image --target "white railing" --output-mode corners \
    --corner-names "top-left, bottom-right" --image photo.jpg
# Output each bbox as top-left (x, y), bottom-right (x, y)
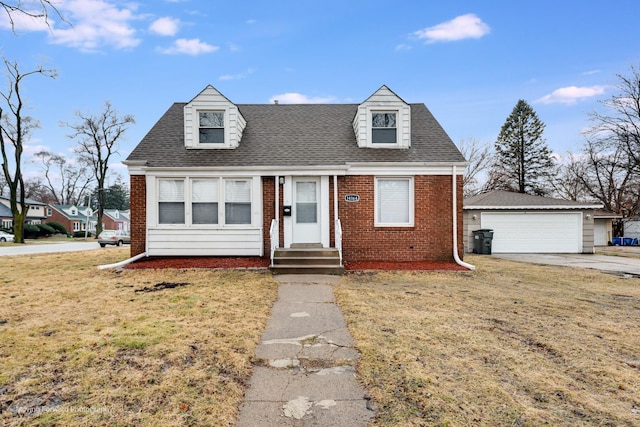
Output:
top-left (335, 219), bottom-right (343, 266)
top-left (270, 219), bottom-right (279, 266)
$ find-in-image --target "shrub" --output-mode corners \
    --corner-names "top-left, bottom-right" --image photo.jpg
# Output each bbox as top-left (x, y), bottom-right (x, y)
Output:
top-left (36, 223), bottom-right (56, 237)
top-left (23, 224), bottom-right (40, 239)
top-left (46, 222), bottom-right (67, 234)
top-left (73, 231), bottom-right (92, 238)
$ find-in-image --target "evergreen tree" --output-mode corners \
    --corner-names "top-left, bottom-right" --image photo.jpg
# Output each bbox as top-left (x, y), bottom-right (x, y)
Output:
top-left (488, 99), bottom-right (554, 195)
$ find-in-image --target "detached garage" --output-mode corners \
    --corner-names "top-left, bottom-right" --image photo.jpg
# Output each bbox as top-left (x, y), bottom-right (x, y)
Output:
top-left (464, 191), bottom-right (603, 254)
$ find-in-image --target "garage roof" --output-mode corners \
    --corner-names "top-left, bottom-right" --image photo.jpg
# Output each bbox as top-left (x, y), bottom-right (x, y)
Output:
top-left (464, 190), bottom-right (603, 210)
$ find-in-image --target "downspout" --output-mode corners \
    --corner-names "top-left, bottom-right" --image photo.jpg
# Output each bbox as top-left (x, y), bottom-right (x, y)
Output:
top-left (452, 165), bottom-right (476, 270)
top-left (97, 252), bottom-right (147, 270)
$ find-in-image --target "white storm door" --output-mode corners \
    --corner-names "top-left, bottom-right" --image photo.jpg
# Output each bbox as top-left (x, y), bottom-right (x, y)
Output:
top-left (292, 178), bottom-right (321, 243)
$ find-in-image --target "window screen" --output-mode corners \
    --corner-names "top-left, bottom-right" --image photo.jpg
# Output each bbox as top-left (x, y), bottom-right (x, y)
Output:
top-left (296, 181), bottom-right (318, 223)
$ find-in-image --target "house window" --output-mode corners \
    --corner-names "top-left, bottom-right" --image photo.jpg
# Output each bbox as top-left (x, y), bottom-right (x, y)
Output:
top-left (199, 111), bottom-right (224, 144)
top-left (192, 179), bottom-right (218, 224)
top-left (73, 222), bottom-right (80, 231)
top-left (375, 177), bottom-right (413, 226)
top-left (225, 179), bottom-right (251, 225)
top-left (372, 112), bottom-right (397, 144)
top-left (159, 179), bottom-right (185, 224)
top-left (46, 208), bottom-right (52, 216)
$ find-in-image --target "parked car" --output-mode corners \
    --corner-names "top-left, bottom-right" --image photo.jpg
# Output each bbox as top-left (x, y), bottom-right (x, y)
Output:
top-left (0, 230), bottom-right (14, 242)
top-left (98, 230), bottom-right (130, 247)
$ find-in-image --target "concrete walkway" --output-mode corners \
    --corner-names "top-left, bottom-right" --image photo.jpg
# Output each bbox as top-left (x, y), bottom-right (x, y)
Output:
top-left (236, 274), bottom-right (374, 426)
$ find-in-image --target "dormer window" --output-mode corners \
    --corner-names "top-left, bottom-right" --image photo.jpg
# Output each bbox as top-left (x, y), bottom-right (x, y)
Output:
top-left (199, 111), bottom-right (225, 144)
top-left (372, 112), bottom-right (397, 144)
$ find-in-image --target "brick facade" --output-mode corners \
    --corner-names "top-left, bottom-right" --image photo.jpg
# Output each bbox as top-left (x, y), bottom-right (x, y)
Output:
top-left (338, 175), bottom-right (462, 263)
top-left (130, 175), bottom-right (146, 256)
top-left (259, 174), bottom-right (463, 263)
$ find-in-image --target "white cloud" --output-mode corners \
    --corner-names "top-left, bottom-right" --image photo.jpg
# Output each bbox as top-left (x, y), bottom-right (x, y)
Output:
top-left (219, 68), bottom-right (254, 81)
top-left (413, 13), bottom-right (490, 43)
top-left (158, 38), bottom-right (218, 55)
top-left (395, 44), bottom-right (412, 52)
top-left (149, 16), bottom-right (180, 36)
top-left (15, 0), bottom-right (143, 51)
top-left (268, 93), bottom-right (336, 104)
top-left (536, 85), bottom-right (606, 105)
top-left (581, 69), bottom-right (601, 76)
top-left (246, 19), bottom-right (256, 24)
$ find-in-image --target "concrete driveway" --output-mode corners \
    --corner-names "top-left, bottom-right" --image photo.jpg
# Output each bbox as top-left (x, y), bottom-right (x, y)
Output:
top-left (493, 247), bottom-right (640, 277)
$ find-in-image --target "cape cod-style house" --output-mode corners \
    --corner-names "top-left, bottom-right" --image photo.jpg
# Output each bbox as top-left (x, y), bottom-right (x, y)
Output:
top-left (124, 85), bottom-right (469, 272)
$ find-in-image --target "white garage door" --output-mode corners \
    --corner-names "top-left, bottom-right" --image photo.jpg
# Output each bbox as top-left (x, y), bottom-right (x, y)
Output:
top-left (481, 212), bottom-right (582, 253)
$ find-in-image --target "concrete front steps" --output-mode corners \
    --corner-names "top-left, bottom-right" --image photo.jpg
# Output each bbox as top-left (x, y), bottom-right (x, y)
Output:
top-left (271, 244), bottom-right (345, 275)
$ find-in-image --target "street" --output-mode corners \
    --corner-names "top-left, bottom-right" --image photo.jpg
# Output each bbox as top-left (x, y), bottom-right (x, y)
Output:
top-left (0, 241), bottom-right (101, 257)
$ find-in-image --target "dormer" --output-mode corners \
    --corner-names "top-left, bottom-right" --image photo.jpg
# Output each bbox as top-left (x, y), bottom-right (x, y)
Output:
top-left (69, 206), bottom-right (78, 216)
top-left (353, 85), bottom-right (411, 149)
top-left (184, 85), bottom-right (247, 149)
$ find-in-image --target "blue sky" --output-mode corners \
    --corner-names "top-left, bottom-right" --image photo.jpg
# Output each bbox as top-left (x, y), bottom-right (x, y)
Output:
top-left (1, 0), bottom-right (639, 180)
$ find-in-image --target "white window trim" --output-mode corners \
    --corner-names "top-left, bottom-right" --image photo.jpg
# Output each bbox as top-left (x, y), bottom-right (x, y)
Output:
top-left (156, 177), bottom-right (254, 227)
top-left (367, 109), bottom-right (400, 148)
top-left (192, 109), bottom-right (233, 149)
top-left (374, 176), bottom-right (414, 227)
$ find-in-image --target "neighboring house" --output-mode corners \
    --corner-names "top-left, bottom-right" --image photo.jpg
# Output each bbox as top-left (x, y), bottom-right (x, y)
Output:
top-left (464, 190), bottom-right (603, 254)
top-left (0, 195), bottom-right (47, 228)
top-left (124, 85), bottom-right (468, 265)
top-left (624, 216), bottom-right (640, 241)
top-left (103, 209), bottom-right (130, 231)
top-left (45, 205), bottom-right (97, 234)
top-left (593, 210), bottom-right (622, 246)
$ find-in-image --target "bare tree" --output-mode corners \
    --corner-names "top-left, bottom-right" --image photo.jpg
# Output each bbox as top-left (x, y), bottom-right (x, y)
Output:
top-left (549, 152), bottom-right (591, 202)
top-left (0, 58), bottom-right (55, 242)
top-left (32, 150), bottom-right (94, 205)
top-left (1, 0), bottom-right (67, 32)
top-left (64, 101), bottom-right (134, 237)
top-left (457, 138), bottom-right (493, 197)
top-left (588, 65), bottom-right (640, 173)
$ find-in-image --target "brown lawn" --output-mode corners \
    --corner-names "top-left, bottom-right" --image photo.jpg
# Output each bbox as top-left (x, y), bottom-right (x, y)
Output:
top-left (335, 254), bottom-right (640, 426)
top-left (0, 248), bottom-right (278, 426)
top-left (2, 249), bottom-right (639, 426)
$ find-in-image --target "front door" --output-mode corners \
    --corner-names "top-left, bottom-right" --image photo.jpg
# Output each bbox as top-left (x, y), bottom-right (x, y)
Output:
top-left (292, 177), bottom-right (321, 244)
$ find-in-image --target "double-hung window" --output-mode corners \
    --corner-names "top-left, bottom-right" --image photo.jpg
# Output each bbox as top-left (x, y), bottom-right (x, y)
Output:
top-left (372, 112), bottom-right (397, 144)
top-left (192, 179), bottom-right (218, 224)
top-left (199, 111), bottom-right (225, 144)
top-left (225, 180), bottom-right (251, 225)
top-left (157, 178), bottom-right (252, 226)
top-left (159, 179), bottom-right (185, 224)
top-left (375, 177), bottom-right (413, 226)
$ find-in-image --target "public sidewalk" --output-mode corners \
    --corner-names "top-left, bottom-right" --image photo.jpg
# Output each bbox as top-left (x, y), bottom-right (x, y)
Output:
top-left (236, 274), bottom-right (374, 426)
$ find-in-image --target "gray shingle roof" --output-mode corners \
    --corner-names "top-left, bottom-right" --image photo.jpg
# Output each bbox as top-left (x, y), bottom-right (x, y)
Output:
top-left (126, 103), bottom-right (466, 168)
top-left (464, 190), bottom-right (603, 209)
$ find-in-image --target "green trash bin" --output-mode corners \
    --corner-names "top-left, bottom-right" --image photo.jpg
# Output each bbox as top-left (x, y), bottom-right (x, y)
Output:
top-left (473, 229), bottom-right (494, 255)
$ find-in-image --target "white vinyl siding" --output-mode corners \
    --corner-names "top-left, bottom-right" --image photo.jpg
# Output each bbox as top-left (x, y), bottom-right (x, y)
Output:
top-left (147, 175), bottom-right (262, 257)
top-left (375, 177), bottom-right (414, 227)
top-left (184, 86), bottom-right (246, 149)
top-left (352, 86), bottom-right (411, 148)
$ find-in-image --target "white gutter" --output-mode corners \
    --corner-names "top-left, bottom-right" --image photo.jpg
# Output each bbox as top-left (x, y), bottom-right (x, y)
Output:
top-left (97, 252), bottom-right (147, 270)
top-left (452, 165), bottom-right (475, 271)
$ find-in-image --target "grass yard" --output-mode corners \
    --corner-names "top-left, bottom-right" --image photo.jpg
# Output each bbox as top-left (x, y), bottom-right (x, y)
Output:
top-left (335, 255), bottom-right (640, 426)
top-left (0, 248), bottom-right (278, 426)
top-left (2, 249), bottom-right (639, 426)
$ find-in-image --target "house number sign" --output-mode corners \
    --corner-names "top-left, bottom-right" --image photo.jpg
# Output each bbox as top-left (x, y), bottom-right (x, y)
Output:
top-left (344, 194), bottom-right (360, 202)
